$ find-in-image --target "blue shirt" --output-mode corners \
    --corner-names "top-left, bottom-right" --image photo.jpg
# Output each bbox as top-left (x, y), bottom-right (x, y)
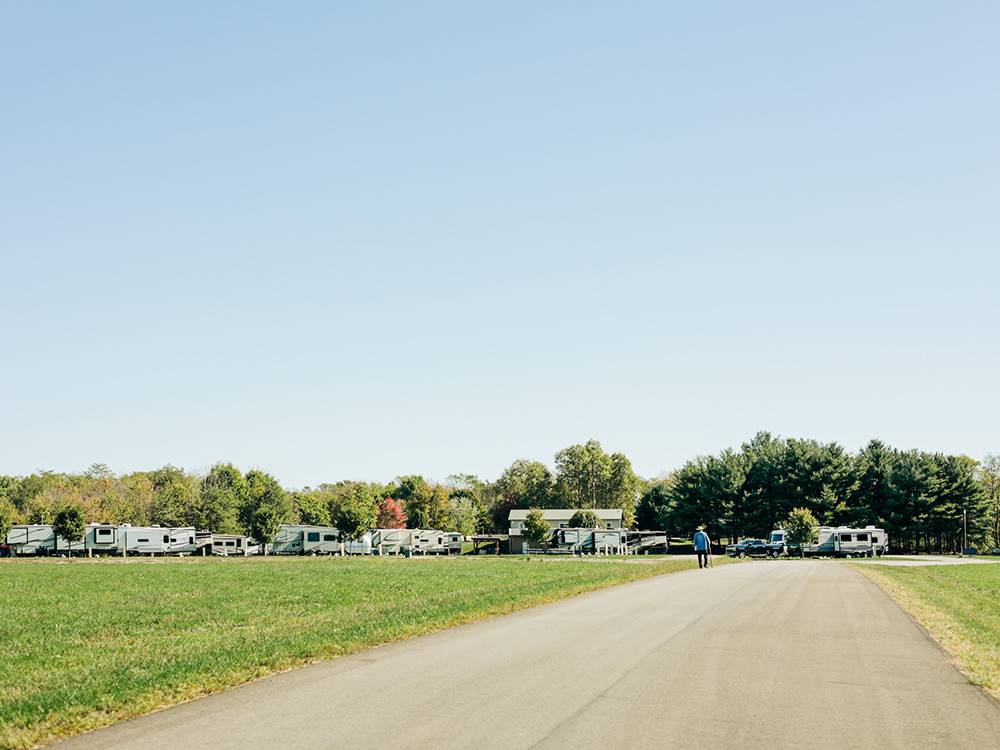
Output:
top-left (693, 530), bottom-right (710, 551)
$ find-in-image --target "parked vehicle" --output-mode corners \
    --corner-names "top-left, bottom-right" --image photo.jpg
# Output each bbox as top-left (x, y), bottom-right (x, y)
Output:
top-left (626, 531), bottom-right (668, 554)
top-left (770, 526), bottom-right (888, 558)
top-left (211, 534), bottom-right (250, 556)
top-left (271, 524), bottom-right (340, 555)
top-left (726, 539), bottom-right (774, 558)
top-left (5, 525), bottom-right (56, 555)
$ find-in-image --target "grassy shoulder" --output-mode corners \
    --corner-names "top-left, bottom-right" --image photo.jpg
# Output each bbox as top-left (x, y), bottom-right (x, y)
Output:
top-left (0, 555), bottom-right (695, 750)
top-left (856, 563), bottom-right (1000, 700)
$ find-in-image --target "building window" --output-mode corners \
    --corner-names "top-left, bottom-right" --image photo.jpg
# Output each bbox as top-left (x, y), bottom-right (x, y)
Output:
top-left (606, 523), bottom-right (613, 529)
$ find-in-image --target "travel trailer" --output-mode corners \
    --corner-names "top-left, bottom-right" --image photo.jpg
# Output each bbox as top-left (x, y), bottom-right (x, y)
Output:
top-left (165, 527), bottom-right (197, 555)
top-left (343, 532), bottom-right (373, 555)
top-left (272, 524), bottom-right (340, 555)
top-left (5, 525), bottom-right (56, 555)
top-left (118, 526), bottom-right (171, 555)
top-left (626, 531), bottom-right (668, 554)
top-left (83, 523), bottom-right (120, 554)
top-left (409, 529), bottom-right (463, 555)
top-left (553, 528), bottom-right (627, 554)
top-left (769, 526), bottom-right (888, 557)
top-left (210, 534), bottom-right (249, 556)
top-left (371, 528), bottom-right (413, 555)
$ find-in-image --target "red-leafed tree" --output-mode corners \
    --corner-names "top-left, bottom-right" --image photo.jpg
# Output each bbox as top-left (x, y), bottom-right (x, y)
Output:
top-left (377, 497), bottom-right (407, 528)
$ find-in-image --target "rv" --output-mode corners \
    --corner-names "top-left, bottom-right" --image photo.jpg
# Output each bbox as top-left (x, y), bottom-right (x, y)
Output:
top-left (5, 525), bottom-right (56, 555)
top-left (118, 525), bottom-right (171, 555)
top-left (343, 532), bottom-right (373, 555)
top-left (592, 529), bottom-right (626, 554)
top-left (272, 524), bottom-right (340, 555)
top-left (626, 531), bottom-right (668, 554)
top-left (371, 528), bottom-right (413, 555)
top-left (166, 527), bottom-right (197, 555)
top-left (210, 534), bottom-right (249, 556)
top-left (84, 523), bottom-right (120, 554)
top-left (408, 529), bottom-right (462, 555)
top-left (769, 526), bottom-right (888, 557)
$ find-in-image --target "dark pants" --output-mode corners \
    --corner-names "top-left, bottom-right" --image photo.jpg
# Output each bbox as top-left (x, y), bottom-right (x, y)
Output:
top-left (697, 551), bottom-right (710, 568)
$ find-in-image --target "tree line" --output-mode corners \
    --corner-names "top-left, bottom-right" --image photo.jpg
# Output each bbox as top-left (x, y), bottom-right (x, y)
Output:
top-left (1, 435), bottom-right (998, 551)
top-left (640, 433), bottom-right (1000, 553)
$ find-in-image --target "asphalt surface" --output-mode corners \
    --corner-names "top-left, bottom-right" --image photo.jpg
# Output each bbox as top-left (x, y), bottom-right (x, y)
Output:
top-left (57, 561), bottom-right (1000, 750)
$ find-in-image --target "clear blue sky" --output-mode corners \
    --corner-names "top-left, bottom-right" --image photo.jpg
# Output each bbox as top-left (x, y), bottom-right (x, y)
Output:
top-left (2, 2), bottom-right (997, 488)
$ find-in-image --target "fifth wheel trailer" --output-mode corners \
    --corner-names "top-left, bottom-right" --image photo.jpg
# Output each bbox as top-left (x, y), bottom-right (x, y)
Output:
top-left (769, 526), bottom-right (888, 557)
top-left (5, 525), bottom-right (56, 555)
top-left (271, 524), bottom-right (341, 555)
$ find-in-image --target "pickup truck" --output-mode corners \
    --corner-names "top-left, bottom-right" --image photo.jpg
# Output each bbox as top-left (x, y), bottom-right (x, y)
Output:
top-left (726, 539), bottom-right (777, 558)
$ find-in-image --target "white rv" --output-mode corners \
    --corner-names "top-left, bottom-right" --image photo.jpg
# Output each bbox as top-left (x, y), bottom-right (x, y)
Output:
top-left (409, 529), bottom-right (462, 555)
top-left (211, 534), bottom-right (249, 556)
top-left (272, 524), bottom-right (340, 555)
top-left (343, 532), bottom-right (373, 555)
top-left (118, 526), bottom-right (171, 555)
top-left (553, 528), bottom-right (626, 554)
top-left (5, 524), bottom-right (56, 555)
top-left (592, 529), bottom-right (627, 554)
top-left (371, 528), bottom-right (413, 555)
top-left (770, 525), bottom-right (888, 557)
top-left (84, 523), bottom-right (120, 554)
top-left (166, 527), bottom-right (197, 555)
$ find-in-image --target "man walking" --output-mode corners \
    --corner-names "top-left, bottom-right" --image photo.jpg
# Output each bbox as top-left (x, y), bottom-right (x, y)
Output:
top-left (693, 526), bottom-right (712, 569)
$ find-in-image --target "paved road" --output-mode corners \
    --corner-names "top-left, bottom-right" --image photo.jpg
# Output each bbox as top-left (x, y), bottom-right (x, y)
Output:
top-left (57, 562), bottom-right (1000, 750)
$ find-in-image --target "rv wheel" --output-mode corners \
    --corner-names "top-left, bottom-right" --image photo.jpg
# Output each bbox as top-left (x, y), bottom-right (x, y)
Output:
top-left (845, 553), bottom-right (852, 559)
top-left (738, 551), bottom-right (746, 558)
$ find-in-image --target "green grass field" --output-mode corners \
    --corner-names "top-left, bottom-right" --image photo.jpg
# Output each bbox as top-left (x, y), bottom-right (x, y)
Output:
top-left (857, 563), bottom-right (1000, 699)
top-left (0, 555), bottom-right (695, 750)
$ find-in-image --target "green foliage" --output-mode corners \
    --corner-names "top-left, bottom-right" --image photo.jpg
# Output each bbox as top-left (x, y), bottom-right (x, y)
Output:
top-left (636, 481), bottom-right (671, 530)
top-left (148, 466), bottom-right (198, 527)
top-left (978, 455), bottom-right (1000, 548)
top-left (554, 440), bottom-right (640, 526)
top-left (783, 507), bottom-right (819, 553)
top-left (193, 464), bottom-right (246, 533)
top-left (568, 509), bottom-right (601, 528)
top-left (329, 483), bottom-right (378, 540)
top-left (52, 505), bottom-right (86, 550)
top-left (0, 499), bottom-right (15, 542)
top-left (291, 490), bottom-right (332, 526)
top-left (522, 508), bottom-right (551, 548)
top-left (392, 476), bottom-right (449, 529)
top-left (242, 470), bottom-right (292, 546)
top-left (446, 492), bottom-right (480, 536)
top-left (494, 460), bottom-right (554, 510)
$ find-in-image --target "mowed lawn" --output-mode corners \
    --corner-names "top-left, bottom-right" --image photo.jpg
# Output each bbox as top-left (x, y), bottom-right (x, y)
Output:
top-left (0, 555), bottom-right (695, 749)
top-left (858, 563), bottom-right (1000, 699)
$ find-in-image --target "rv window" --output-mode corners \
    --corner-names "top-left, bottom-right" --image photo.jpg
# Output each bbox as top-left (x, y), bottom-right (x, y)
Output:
top-left (236, 539), bottom-right (242, 547)
top-left (323, 534), bottom-right (336, 542)
top-left (856, 533), bottom-right (869, 542)
top-left (138, 538), bottom-right (149, 543)
top-left (97, 528), bottom-right (112, 537)
top-left (226, 541), bottom-right (235, 547)
top-left (163, 535), bottom-right (170, 543)
top-left (307, 532), bottom-right (320, 542)
top-left (189, 537), bottom-right (194, 544)
top-left (840, 534), bottom-right (852, 542)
